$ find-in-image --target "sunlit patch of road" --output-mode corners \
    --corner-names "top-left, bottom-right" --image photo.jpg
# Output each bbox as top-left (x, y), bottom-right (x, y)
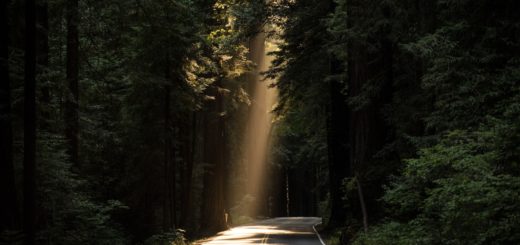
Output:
top-left (201, 217), bottom-right (324, 245)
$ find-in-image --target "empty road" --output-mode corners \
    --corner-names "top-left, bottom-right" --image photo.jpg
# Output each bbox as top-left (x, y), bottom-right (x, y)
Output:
top-left (201, 217), bottom-right (325, 245)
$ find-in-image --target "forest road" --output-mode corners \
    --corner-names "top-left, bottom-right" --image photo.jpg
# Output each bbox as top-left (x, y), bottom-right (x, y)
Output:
top-left (201, 217), bottom-right (325, 245)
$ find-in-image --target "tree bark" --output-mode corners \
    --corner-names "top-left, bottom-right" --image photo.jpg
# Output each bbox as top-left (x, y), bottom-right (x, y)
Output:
top-left (169, 92), bottom-right (177, 229)
top-left (326, 57), bottom-right (350, 228)
top-left (344, 0), bottom-right (396, 227)
top-left (163, 50), bottom-right (177, 230)
top-left (180, 112), bottom-right (196, 229)
top-left (356, 176), bottom-right (368, 233)
top-left (163, 85), bottom-right (171, 230)
top-left (200, 81), bottom-right (227, 234)
top-left (23, 0), bottom-right (37, 243)
top-left (36, 0), bottom-right (50, 127)
top-left (65, 0), bottom-right (79, 167)
top-left (0, 0), bottom-right (20, 232)
top-left (285, 167), bottom-right (290, 217)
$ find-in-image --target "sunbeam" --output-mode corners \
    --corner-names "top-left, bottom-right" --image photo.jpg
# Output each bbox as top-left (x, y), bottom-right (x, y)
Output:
top-left (241, 30), bottom-right (278, 218)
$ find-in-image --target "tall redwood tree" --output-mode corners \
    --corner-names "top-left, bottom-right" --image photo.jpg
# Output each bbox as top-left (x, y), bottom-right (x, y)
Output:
top-left (23, 0), bottom-right (37, 243)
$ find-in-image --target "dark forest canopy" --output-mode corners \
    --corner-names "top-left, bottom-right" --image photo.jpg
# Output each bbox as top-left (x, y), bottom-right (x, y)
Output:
top-left (1, 0), bottom-right (519, 244)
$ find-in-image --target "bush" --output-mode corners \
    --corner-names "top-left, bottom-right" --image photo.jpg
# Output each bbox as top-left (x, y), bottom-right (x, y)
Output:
top-left (354, 130), bottom-right (520, 245)
top-left (143, 230), bottom-right (187, 245)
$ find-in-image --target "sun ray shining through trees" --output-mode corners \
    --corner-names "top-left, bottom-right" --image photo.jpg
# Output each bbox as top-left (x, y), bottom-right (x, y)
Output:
top-left (239, 30), bottom-right (277, 219)
top-left (0, 0), bottom-right (519, 244)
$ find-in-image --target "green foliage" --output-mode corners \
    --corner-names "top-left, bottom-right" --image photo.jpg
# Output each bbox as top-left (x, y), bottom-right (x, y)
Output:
top-left (352, 221), bottom-right (431, 245)
top-left (227, 0), bottom-right (266, 38)
top-left (268, 0), bottom-right (331, 171)
top-left (4, 0), bottom-right (267, 241)
top-left (5, 0), bottom-right (518, 242)
top-left (38, 133), bottom-right (128, 244)
top-left (144, 230), bottom-right (187, 245)
top-left (324, 229), bottom-right (343, 245)
top-left (346, 0), bottom-right (520, 243)
top-left (228, 194), bottom-right (256, 225)
top-left (358, 130), bottom-right (520, 245)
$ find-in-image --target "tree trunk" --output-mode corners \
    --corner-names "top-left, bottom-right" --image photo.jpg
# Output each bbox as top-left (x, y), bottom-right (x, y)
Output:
top-left (36, 0), bottom-right (50, 127)
top-left (216, 81), bottom-right (227, 229)
top-left (23, 0), bottom-right (37, 243)
top-left (180, 112), bottom-right (196, 229)
top-left (348, 1), bottom-right (396, 226)
top-left (163, 85), bottom-right (171, 230)
top-left (200, 81), bottom-right (227, 234)
top-left (65, 0), bottom-right (79, 167)
top-left (285, 167), bottom-right (290, 217)
top-left (356, 176), bottom-right (368, 233)
top-left (326, 57), bottom-right (350, 228)
top-left (0, 0), bottom-right (20, 232)
top-left (170, 105), bottom-right (177, 229)
top-left (163, 50), bottom-right (177, 230)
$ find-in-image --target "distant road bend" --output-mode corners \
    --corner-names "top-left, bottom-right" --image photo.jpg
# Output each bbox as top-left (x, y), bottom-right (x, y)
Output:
top-left (201, 217), bottom-right (326, 245)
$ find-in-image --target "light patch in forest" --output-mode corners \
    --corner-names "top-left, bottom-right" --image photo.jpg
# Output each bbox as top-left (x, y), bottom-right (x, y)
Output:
top-left (201, 225), bottom-right (309, 244)
top-left (238, 30), bottom-right (278, 218)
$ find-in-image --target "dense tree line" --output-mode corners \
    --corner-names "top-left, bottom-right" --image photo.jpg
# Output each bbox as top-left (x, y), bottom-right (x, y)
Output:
top-left (1, 0), bottom-right (267, 243)
top-left (1, 0), bottom-right (519, 244)
top-left (268, 0), bottom-right (520, 244)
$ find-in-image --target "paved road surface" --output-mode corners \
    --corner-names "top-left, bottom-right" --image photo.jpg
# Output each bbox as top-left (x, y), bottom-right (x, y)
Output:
top-left (201, 217), bottom-right (325, 245)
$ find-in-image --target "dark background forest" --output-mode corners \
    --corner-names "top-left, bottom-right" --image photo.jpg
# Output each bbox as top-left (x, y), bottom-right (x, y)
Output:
top-left (1, 0), bottom-right (519, 244)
